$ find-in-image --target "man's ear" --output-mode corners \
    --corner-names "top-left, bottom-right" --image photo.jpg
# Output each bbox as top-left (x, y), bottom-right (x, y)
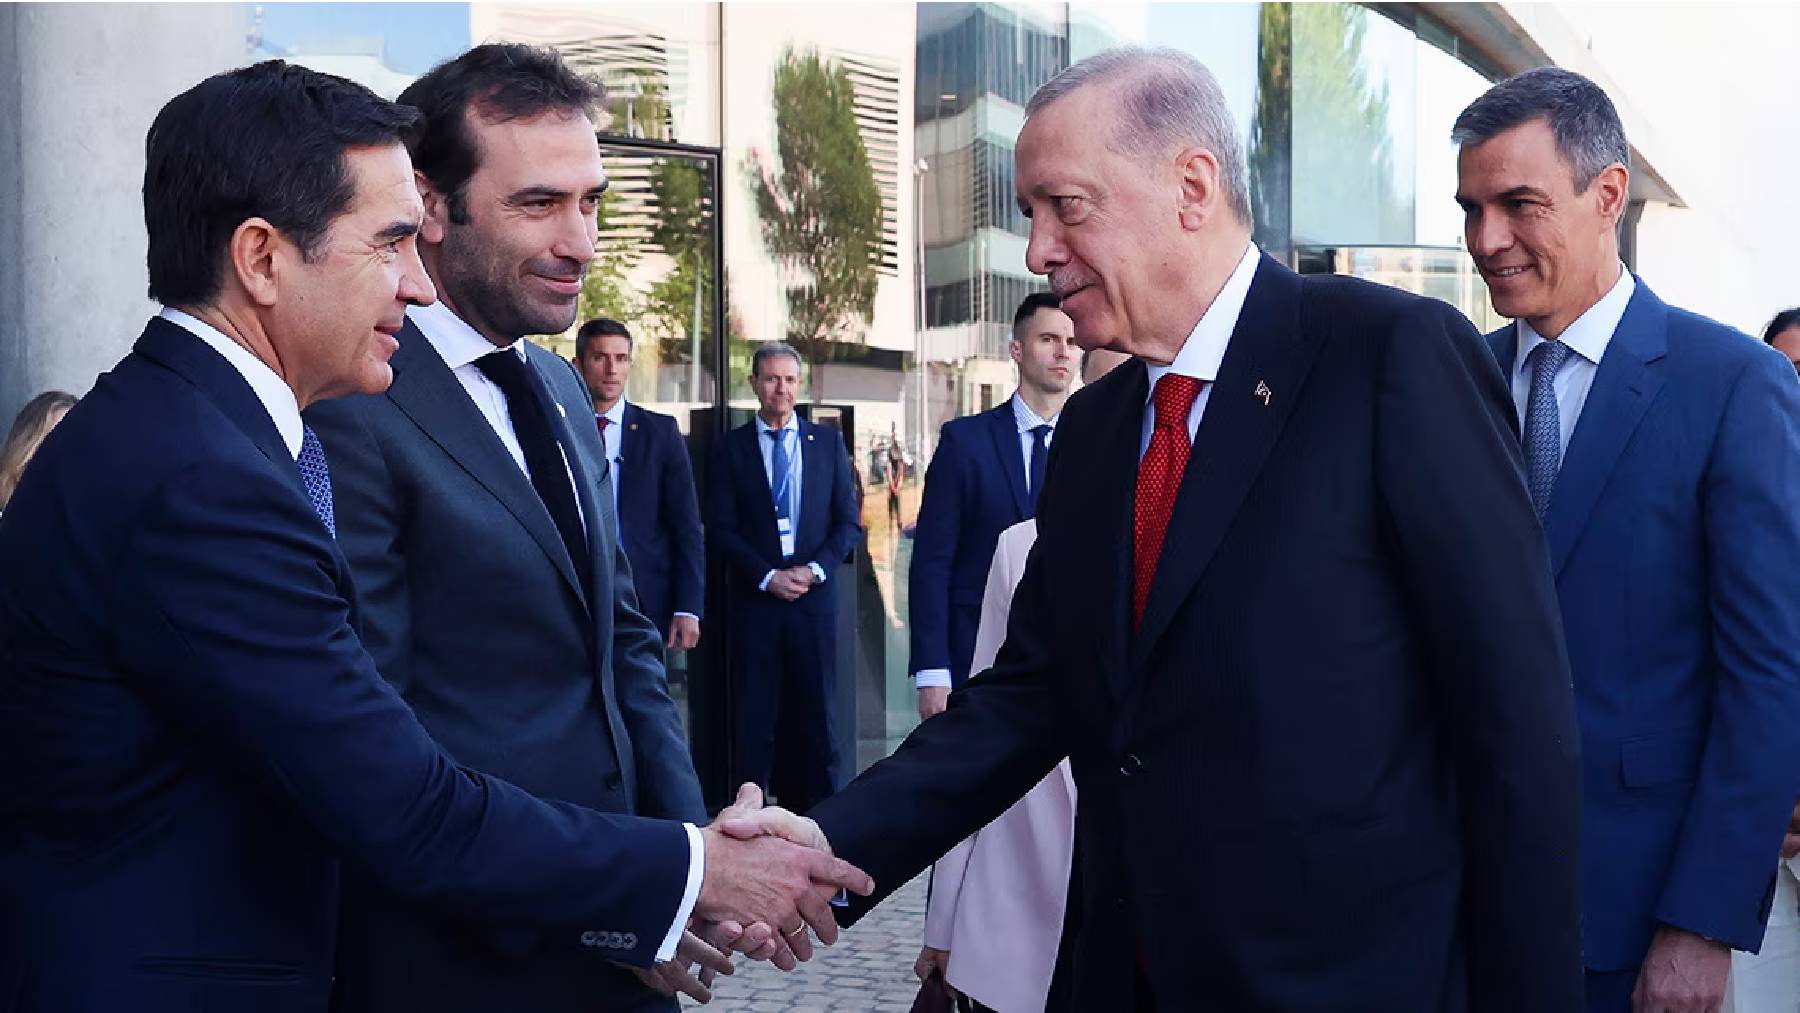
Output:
top-left (1174, 145), bottom-right (1225, 233)
top-left (228, 217), bottom-right (285, 308)
top-left (417, 170), bottom-right (451, 245)
top-left (1591, 162), bottom-right (1630, 227)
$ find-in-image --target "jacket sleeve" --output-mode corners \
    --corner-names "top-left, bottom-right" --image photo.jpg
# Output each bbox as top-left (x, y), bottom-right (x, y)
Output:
top-left (1373, 297), bottom-right (1584, 1010)
top-left (1656, 345), bottom-right (1800, 948)
top-left (811, 426), bottom-right (863, 570)
top-left (907, 425), bottom-right (963, 676)
top-left (660, 417), bottom-right (706, 618)
top-left (112, 458), bottom-right (691, 969)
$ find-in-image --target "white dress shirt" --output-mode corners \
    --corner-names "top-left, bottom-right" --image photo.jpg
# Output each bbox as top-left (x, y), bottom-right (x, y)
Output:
top-left (408, 301), bottom-right (701, 964)
top-left (160, 307), bottom-right (303, 459)
top-left (1509, 264), bottom-right (1633, 460)
top-left (1141, 241), bottom-right (1262, 456)
top-left (753, 412), bottom-right (827, 591)
top-left (914, 393), bottom-right (1060, 690)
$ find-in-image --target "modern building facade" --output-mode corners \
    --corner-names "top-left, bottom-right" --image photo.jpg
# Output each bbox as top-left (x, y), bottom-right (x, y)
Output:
top-left (3, 2), bottom-right (1795, 805)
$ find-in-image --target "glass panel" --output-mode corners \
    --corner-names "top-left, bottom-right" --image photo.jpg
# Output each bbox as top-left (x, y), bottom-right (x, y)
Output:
top-left (247, 2), bottom-right (471, 94)
top-left (1296, 245), bottom-right (1507, 333)
top-left (1291, 3), bottom-right (1418, 247)
top-left (1413, 31), bottom-right (1494, 248)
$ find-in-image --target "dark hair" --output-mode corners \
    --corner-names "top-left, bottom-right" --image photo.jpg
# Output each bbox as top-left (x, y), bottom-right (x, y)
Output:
top-left (399, 43), bottom-right (603, 225)
top-left (1012, 292), bottom-right (1062, 337)
top-left (1763, 308), bottom-right (1800, 345)
top-left (751, 341), bottom-right (803, 378)
top-left (576, 317), bottom-right (633, 358)
top-left (144, 60), bottom-right (418, 305)
top-left (1451, 67), bottom-right (1629, 192)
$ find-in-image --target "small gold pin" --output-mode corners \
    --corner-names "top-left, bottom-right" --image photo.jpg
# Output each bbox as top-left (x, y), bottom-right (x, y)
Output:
top-left (1254, 380), bottom-right (1272, 406)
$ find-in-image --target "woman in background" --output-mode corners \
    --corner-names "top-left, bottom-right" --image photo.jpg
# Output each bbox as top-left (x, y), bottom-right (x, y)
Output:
top-left (0, 391), bottom-right (77, 514)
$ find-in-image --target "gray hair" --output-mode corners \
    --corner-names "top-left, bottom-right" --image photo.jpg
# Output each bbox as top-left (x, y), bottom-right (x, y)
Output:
top-left (750, 340), bottom-right (803, 377)
top-left (1025, 47), bottom-right (1251, 227)
top-left (1451, 67), bottom-right (1629, 192)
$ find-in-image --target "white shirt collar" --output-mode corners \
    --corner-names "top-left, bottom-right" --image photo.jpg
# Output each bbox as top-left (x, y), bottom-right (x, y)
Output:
top-left (1514, 263), bottom-right (1634, 376)
top-left (159, 306), bottom-right (304, 459)
top-left (1011, 392), bottom-right (1055, 433)
top-left (1145, 241), bottom-right (1262, 401)
top-left (755, 412), bottom-right (799, 437)
top-left (599, 399), bottom-right (626, 426)
top-left (408, 300), bottom-right (524, 370)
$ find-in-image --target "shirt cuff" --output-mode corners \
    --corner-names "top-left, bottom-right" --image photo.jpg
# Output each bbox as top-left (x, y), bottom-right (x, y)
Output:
top-left (759, 570), bottom-right (777, 592)
top-left (914, 669), bottom-right (952, 689)
top-left (808, 562), bottom-right (828, 584)
top-left (655, 823), bottom-right (706, 962)
top-left (672, 611), bottom-right (700, 621)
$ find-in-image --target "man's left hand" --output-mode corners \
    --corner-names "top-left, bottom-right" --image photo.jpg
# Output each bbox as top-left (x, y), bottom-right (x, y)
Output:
top-left (619, 930), bottom-right (734, 1004)
top-left (780, 566), bottom-right (817, 597)
top-left (1632, 925), bottom-right (1730, 1013)
top-left (667, 615), bottom-right (701, 652)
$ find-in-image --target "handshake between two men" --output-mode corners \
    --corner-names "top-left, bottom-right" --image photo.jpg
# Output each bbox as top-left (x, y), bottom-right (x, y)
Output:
top-left (641, 784), bottom-right (865, 1004)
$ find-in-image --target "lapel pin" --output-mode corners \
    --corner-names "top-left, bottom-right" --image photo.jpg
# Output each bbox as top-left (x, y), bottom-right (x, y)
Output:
top-left (1254, 380), bottom-right (1272, 406)
top-left (806, 433), bottom-right (815, 441)
top-left (629, 422), bottom-right (639, 431)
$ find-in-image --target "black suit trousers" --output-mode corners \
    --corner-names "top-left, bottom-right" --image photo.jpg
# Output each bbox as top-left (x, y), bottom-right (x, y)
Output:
top-left (730, 594), bottom-right (841, 813)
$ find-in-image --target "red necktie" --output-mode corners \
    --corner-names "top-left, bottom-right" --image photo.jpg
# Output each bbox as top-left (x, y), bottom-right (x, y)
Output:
top-left (596, 415), bottom-right (611, 440)
top-left (1133, 374), bottom-right (1204, 629)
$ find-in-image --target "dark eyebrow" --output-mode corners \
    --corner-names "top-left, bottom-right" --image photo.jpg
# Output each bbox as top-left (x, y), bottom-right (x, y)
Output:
top-left (507, 185), bottom-right (571, 204)
top-left (374, 218), bottom-right (419, 242)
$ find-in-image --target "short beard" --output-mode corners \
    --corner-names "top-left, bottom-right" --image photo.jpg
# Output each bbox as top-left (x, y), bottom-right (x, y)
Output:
top-left (439, 225), bottom-right (580, 342)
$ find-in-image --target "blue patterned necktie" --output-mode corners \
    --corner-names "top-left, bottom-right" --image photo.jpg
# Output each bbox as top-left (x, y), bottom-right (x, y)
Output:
top-left (1524, 339), bottom-right (1575, 519)
top-left (766, 427), bottom-right (793, 521)
top-left (1026, 423), bottom-right (1051, 509)
top-left (297, 424), bottom-right (336, 538)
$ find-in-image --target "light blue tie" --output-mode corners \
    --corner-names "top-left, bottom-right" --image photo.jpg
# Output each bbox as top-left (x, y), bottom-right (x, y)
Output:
top-left (766, 428), bottom-right (792, 522)
top-left (297, 424), bottom-right (336, 538)
top-left (1524, 340), bottom-right (1574, 519)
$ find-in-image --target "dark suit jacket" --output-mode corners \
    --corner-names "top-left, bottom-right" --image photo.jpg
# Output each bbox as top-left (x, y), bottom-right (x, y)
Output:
top-left (908, 400), bottom-right (1035, 685)
top-left (811, 257), bottom-right (1585, 1011)
top-left (1486, 280), bottom-right (1800, 970)
top-left (0, 319), bottom-right (691, 1013)
top-left (305, 320), bottom-right (704, 1012)
top-left (706, 417), bottom-right (860, 616)
top-left (616, 402), bottom-right (704, 638)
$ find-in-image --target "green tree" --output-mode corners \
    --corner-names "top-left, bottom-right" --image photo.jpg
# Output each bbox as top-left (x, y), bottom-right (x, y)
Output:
top-left (643, 157), bottom-right (714, 370)
top-left (579, 186), bottom-right (643, 327)
top-left (1248, 2), bottom-right (1292, 256)
top-left (1288, 3), bottom-right (1408, 245)
top-left (743, 46), bottom-right (883, 387)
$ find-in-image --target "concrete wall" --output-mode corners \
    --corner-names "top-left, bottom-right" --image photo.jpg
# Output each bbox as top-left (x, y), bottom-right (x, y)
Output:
top-left (0, 3), bottom-right (241, 425)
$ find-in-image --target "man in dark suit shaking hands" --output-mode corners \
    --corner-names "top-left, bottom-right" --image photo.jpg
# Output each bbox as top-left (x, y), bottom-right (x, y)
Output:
top-left (573, 317), bottom-right (706, 654)
top-left (0, 60), bottom-right (869, 1013)
top-left (1455, 68), bottom-right (1800, 1013)
top-left (708, 343), bottom-right (861, 816)
top-left (735, 47), bottom-right (1585, 1010)
top-left (305, 44), bottom-right (768, 1012)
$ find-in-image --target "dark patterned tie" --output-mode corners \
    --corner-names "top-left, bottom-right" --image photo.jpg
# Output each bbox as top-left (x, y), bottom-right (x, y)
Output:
top-left (1524, 340), bottom-right (1574, 518)
top-left (296, 425), bottom-right (335, 538)
top-left (473, 349), bottom-right (590, 587)
top-left (1133, 374), bottom-right (1203, 629)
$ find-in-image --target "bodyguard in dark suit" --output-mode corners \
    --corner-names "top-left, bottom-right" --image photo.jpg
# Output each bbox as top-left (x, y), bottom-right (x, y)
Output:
top-left (1454, 69), bottom-right (1800, 1013)
top-left (573, 317), bottom-right (706, 652)
top-left (708, 342), bottom-right (861, 815)
top-left (743, 49), bottom-right (1584, 1010)
top-left (909, 293), bottom-right (1076, 720)
top-left (304, 46), bottom-right (712, 1012)
top-left (0, 60), bottom-right (815, 1013)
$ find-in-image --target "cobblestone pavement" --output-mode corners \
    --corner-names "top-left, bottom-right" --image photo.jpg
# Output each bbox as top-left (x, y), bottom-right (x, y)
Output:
top-left (699, 873), bottom-right (928, 1012)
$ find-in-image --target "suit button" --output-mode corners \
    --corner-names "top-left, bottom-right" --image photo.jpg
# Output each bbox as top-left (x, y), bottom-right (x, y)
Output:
top-left (1115, 895), bottom-right (1128, 911)
top-left (604, 773), bottom-right (623, 791)
top-left (580, 930), bottom-right (599, 946)
top-left (1119, 753), bottom-right (1143, 777)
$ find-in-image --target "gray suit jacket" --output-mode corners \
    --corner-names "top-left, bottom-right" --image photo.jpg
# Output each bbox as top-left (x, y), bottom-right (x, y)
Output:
top-left (306, 319), bottom-right (702, 1012)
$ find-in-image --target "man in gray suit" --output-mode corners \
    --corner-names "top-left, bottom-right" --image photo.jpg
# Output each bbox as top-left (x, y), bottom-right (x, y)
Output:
top-left (307, 44), bottom-right (745, 1012)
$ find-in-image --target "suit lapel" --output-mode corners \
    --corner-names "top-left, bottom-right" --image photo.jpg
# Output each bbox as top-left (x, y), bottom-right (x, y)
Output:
top-left (1092, 362), bottom-right (1147, 699)
top-left (383, 321), bottom-right (586, 602)
top-left (1129, 257), bottom-right (1322, 671)
top-left (986, 402), bottom-right (1031, 520)
top-left (1487, 322), bottom-right (1520, 381)
top-left (799, 420), bottom-right (830, 547)
top-left (1541, 280), bottom-right (1667, 577)
top-left (618, 403), bottom-right (644, 525)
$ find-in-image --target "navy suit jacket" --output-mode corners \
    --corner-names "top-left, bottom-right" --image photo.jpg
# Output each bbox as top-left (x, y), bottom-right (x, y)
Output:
top-left (908, 400), bottom-right (1035, 685)
top-left (306, 321), bottom-right (704, 1012)
top-left (0, 319), bottom-right (690, 1013)
top-left (615, 402), bottom-right (705, 638)
top-left (707, 417), bottom-right (860, 616)
top-left (812, 258), bottom-right (1585, 1010)
top-left (1486, 280), bottom-right (1800, 970)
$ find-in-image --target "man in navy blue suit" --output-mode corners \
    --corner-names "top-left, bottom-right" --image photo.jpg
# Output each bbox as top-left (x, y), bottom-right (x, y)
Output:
top-left (573, 317), bottom-right (705, 653)
top-left (0, 60), bottom-right (869, 1013)
top-left (304, 46), bottom-right (726, 1012)
top-left (1455, 68), bottom-right (1800, 1013)
top-left (909, 293), bottom-right (1076, 720)
top-left (708, 342), bottom-right (861, 815)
